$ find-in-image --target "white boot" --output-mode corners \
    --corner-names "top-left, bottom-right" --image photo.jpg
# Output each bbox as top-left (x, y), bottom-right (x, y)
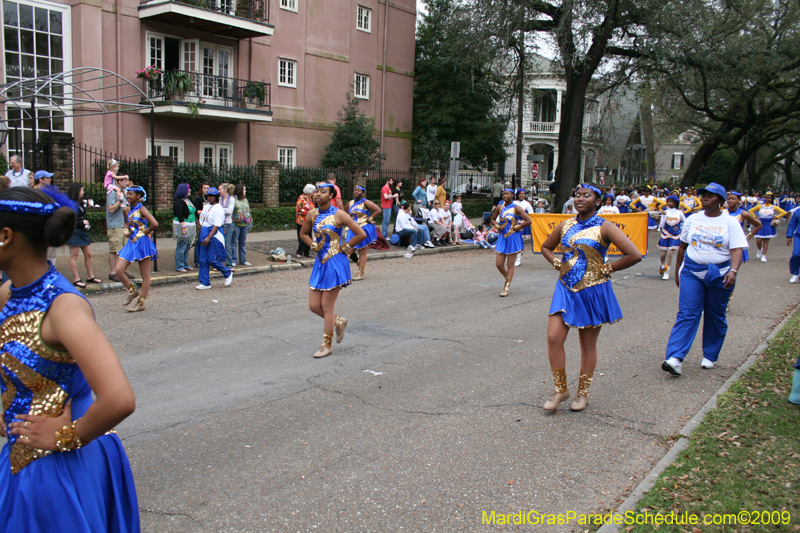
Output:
top-left (790, 275), bottom-right (799, 283)
top-left (756, 249), bottom-right (762, 258)
top-left (662, 267), bottom-right (669, 280)
top-left (514, 252), bottom-right (522, 267)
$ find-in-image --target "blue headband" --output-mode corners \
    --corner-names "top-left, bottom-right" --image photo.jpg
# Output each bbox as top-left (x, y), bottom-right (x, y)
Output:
top-left (355, 185), bottom-right (365, 192)
top-left (318, 183), bottom-right (334, 189)
top-left (503, 188), bottom-right (515, 193)
top-left (127, 186), bottom-right (147, 202)
top-left (730, 191), bottom-right (742, 197)
top-left (515, 188), bottom-right (526, 195)
top-left (577, 184), bottom-right (602, 197)
top-left (0, 199), bottom-right (61, 216)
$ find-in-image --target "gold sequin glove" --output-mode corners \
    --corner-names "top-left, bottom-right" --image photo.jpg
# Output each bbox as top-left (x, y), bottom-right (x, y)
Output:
top-left (600, 262), bottom-right (614, 277)
top-left (310, 241), bottom-right (322, 252)
top-left (508, 224), bottom-right (522, 234)
top-left (340, 243), bottom-right (354, 255)
top-left (54, 419), bottom-right (86, 453)
top-left (552, 258), bottom-right (562, 271)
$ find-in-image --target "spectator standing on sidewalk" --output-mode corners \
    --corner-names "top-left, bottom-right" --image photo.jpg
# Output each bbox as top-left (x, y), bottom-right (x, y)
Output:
top-left (426, 178), bottom-right (437, 208)
top-left (435, 178), bottom-right (447, 207)
top-left (4, 155), bottom-right (30, 188)
top-left (491, 178), bottom-right (503, 206)
top-left (327, 173), bottom-right (343, 210)
top-left (412, 178), bottom-right (427, 216)
top-left (232, 184), bottom-right (253, 266)
top-left (106, 174), bottom-right (129, 281)
top-left (172, 183), bottom-right (196, 273)
top-left (392, 180), bottom-right (404, 223)
top-left (192, 183), bottom-right (209, 268)
top-left (380, 177), bottom-right (395, 236)
top-left (65, 183), bottom-right (101, 287)
top-left (219, 183), bottom-right (235, 269)
top-left (296, 184), bottom-right (315, 257)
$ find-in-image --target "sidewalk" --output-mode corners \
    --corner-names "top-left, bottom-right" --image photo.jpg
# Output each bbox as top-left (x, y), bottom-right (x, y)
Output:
top-left (55, 223), bottom-right (491, 293)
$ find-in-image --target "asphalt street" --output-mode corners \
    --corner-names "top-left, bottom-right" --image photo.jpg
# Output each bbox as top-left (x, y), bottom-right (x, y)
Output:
top-left (29, 233), bottom-right (800, 531)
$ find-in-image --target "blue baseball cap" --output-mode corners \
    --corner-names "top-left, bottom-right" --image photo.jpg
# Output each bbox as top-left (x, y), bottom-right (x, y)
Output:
top-left (34, 170), bottom-right (54, 181)
top-left (666, 195), bottom-right (680, 203)
top-left (206, 187), bottom-right (220, 196)
top-left (697, 182), bottom-right (726, 201)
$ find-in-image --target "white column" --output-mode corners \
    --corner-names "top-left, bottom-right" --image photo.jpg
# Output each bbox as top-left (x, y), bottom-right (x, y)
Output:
top-left (552, 150), bottom-right (559, 179)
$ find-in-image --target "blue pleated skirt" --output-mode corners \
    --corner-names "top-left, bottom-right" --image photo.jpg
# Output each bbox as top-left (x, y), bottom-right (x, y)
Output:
top-left (647, 214), bottom-right (659, 229)
top-left (495, 231), bottom-right (523, 255)
top-left (549, 280), bottom-right (623, 328)
top-left (658, 237), bottom-right (681, 250)
top-left (309, 252), bottom-right (352, 290)
top-left (521, 225), bottom-right (532, 237)
top-left (618, 205), bottom-right (629, 214)
top-left (119, 236), bottom-right (158, 262)
top-left (348, 223), bottom-right (377, 250)
top-left (0, 434), bottom-right (140, 533)
top-left (756, 218), bottom-right (777, 238)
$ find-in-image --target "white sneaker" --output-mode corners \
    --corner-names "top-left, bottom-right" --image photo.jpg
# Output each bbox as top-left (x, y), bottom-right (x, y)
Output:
top-left (403, 252), bottom-right (414, 258)
top-left (424, 241), bottom-right (435, 248)
top-left (232, 262), bottom-right (237, 267)
top-left (790, 275), bottom-right (799, 283)
top-left (514, 252), bottom-right (522, 267)
top-left (225, 273), bottom-right (233, 286)
top-left (701, 358), bottom-right (715, 369)
top-left (756, 249), bottom-right (762, 258)
top-left (661, 357), bottom-right (682, 376)
top-left (414, 244), bottom-right (424, 250)
top-left (662, 270), bottom-right (669, 280)
top-left (243, 261), bottom-right (252, 266)
top-left (196, 284), bottom-right (211, 290)
top-left (407, 245), bottom-right (416, 251)
top-left (761, 255), bottom-right (767, 262)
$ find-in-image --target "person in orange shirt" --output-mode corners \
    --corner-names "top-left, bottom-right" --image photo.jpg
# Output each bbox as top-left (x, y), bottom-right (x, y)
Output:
top-left (295, 184), bottom-right (316, 257)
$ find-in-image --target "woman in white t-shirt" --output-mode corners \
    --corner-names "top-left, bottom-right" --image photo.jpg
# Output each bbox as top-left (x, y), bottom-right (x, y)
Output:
top-left (513, 189), bottom-right (534, 266)
top-left (662, 183), bottom-right (748, 377)
top-left (450, 196), bottom-right (464, 244)
top-left (426, 181), bottom-right (437, 209)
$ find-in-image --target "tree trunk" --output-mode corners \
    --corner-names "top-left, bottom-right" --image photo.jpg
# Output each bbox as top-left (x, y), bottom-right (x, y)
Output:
top-left (727, 144), bottom-right (758, 191)
top-left (681, 122), bottom-right (740, 188)
top-left (553, 74), bottom-right (591, 211)
top-left (784, 158), bottom-right (796, 190)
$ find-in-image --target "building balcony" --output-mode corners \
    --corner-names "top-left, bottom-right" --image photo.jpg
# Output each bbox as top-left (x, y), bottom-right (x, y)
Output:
top-left (528, 121), bottom-right (559, 134)
top-left (141, 70), bottom-right (272, 122)
top-left (138, 0), bottom-right (273, 39)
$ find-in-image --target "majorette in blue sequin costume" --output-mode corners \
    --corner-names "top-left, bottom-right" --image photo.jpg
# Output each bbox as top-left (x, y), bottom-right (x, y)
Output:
top-left (494, 201), bottom-right (524, 255)
top-left (308, 205), bottom-right (352, 291)
top-left (725, 205), bottom-right (751, 262)
top-left (0, 263), bottom-right (139, 531)
top-left (346, 198), bottom-right (377, 250)
top-left (118, 202), bottom-right (158, 262)
top-left (549, 214), bottom-right (623, 329)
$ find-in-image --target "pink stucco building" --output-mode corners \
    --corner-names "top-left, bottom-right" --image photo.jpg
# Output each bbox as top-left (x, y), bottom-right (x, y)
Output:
top-left (1, 0), bottom-right (415, 168)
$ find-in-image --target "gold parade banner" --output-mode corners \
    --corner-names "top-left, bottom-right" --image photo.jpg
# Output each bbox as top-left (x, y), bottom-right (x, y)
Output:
top-left (530, 213), bottom-right (649, 256)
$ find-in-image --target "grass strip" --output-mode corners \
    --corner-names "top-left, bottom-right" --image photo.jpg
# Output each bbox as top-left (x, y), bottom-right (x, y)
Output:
top-left (624, 311), bottom-right (800, 532)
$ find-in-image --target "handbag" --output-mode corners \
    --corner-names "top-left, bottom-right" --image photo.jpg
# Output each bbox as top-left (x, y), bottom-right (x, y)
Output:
top-left (233, 201), bottom-right (252, 225)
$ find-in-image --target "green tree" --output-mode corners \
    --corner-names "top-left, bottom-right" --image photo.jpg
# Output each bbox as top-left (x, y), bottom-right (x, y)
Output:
top-left (412, 0), bottom-right (508, 172)
top-left (321, 92), bottom-right (385, 170)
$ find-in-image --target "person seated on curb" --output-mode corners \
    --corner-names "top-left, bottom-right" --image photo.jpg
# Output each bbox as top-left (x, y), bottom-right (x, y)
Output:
top-left (396, 201), bottom-right (435, 250)
top-left (395, 201), bottom-right (422, 251)
top-left (429, 200), bottom-right (451, 245)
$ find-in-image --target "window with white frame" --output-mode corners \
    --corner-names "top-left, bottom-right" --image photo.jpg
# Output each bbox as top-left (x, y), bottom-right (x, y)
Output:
top-left (672, 153), bottom-right (685, 170)
top-left (3, 0), bottom-right (72, 157)
top-left (200, 142), bottom-right (233, 167)
top-left (146, 139), bottom-right (185, 162)
top-left (147, 33), bottom-right (235, 100)
top-left (354, 73), bottom-right (369, 99)
top-left (279, 146), bottom-right (296, 168)
top-left (357, 5), bottom-right (371, 32)
top-left (278, 58), bottom-right (296, 87)
top-left (280, 0), bottom-right (297, 12)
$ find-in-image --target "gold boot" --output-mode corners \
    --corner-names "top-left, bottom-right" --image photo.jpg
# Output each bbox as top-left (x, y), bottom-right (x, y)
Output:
top-left (352, 265), bottom-right (365, 281)
top-left (570, 371), bottom-right (595, 411)
top-left (335, 315), bottom-right (348, 344)
top-left (313, 330), bottom-right (334, 358)
top-left (499, 274), bottom-right (512, 297)
top-left (543, 367), bottom-right (570, 411)
top-left (127, 296), bottom-right (146, 312)
top-left (122, 285), bottom-right (139, 306)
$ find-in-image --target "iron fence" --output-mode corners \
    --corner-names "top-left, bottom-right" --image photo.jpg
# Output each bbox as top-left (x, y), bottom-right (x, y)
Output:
top-left (13, 140), bottom-right (53, 174)
top-left (145, 71), bottom-right (270, 110)
top-left (139, 0), bottom-right (269, 22)
top-left (278, 167), bottom-right (416, 204)
top-left (73, 142), bottom-right (150, 207)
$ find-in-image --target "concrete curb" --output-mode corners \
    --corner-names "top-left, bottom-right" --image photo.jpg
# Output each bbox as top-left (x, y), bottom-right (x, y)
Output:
top-left (79, 243), bottom-right (487, 295)
top-left (596, 307), bottom-right (798, 532)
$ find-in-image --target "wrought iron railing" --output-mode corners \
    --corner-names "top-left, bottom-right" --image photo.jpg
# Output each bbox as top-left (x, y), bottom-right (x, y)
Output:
top-left (529, 121), bottom-right (559, 133)
top-left (145, 70), bottom-right (270, 110)
top-left (139, 0), bottom-right (269, 23)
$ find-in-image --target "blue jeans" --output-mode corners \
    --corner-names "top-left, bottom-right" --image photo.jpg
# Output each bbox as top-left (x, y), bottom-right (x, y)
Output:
top-left (232, 225), bottom-right (249, 263)
top-left (477, 240), bottom-right (491, 249)
top-left (414, 223), bottom-right (430, 243)
top-left (397, 228), bottom-right (420, 247)
top-left (223, 223), bottom-right (234, 267)
top-left (198, 227), bottom-right (231, 286)
top-left (382, 208), bottom-right (393, 236)
top-left (174, 239), bottom-right (190, 271)
top-left (193, 234), bottom-right (200, 266)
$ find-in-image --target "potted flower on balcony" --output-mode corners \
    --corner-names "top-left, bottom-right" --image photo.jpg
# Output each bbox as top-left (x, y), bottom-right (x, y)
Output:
top-left (162, 70), bottom-right (194, 101)
top-left (243, 80), bottom-right (266, 108)
top-left (136, 65), bottom-right (162, 81)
